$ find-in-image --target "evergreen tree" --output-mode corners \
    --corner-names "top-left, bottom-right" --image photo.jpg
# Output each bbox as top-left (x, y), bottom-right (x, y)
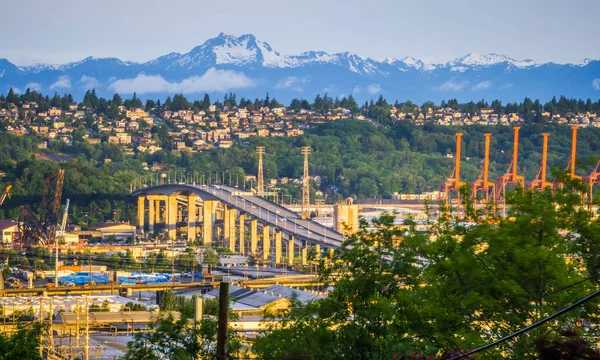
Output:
top-left (130, 92), bottom-right (143, 108)
top-left (112, 93), bottom-right (123, 107)
top-left (6, 88), bottom-right (18, 103)
top-left (202, 93), bottom-right (211, 110)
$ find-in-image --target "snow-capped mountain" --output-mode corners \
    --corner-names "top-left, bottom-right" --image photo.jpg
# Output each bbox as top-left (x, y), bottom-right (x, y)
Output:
top-left (447, 53), bottom-right (537, 69)
top-left (0, 33), bottom-right (599, 103)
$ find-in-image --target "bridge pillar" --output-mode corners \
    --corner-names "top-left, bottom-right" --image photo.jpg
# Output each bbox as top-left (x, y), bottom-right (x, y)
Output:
top-left (288, 236), bottom-right (295, 265)
top-left (301, 247), bottom-right (307, 266)
top-left (223, 206), bottom-right (230, 241)
top-left (203, 200), bottom-right (217, 246)
top-left (239, 214), bottom-right (245, 254)
top-left (227, 208), bottom-right (236, 253)
top-left (334, 205), bottom-right (359, 236)
top-left (148, 196), bottom-right (155, 233)
top-left (251, 220), bottom-right (258, 255)
top-left (315, 244), bottom-right (321, 260)
top-left (167, 194), bottom-right (178, 240)
top-left (137, 196), bottom-right (145, 234)
top-left (155, 199), bottom-right (162, 224)
top-left (187, 194), bottom-right (197, 242)
top-left (263, 225), bottom-right (270, 261)
top-left (275, 231), bottom-right (282, 264)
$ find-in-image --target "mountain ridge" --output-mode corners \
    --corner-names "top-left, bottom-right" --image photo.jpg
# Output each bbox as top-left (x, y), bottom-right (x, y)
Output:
top-left (1, 33), bottom-right (599, 103)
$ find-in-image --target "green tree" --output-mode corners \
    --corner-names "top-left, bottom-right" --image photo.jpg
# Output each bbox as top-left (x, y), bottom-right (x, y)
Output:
top-left (0, 323), bottom-right (45, 360)
top-left (254, 180), bottom-right (600, 359)
top-left (253, 214), bottom-right (426, 359)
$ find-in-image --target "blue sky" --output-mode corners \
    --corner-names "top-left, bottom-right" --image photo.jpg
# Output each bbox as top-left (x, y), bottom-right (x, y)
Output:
top-left (4, 0), bottom-right (599, 65)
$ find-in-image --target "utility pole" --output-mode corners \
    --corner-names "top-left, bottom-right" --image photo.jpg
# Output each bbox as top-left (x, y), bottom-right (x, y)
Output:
top-left (256, 146), bottom-right (265, 196)
top-left (49, 299), bottom-right (54, 354)
top-left (216, 282), bottom-right (229, 360)
top-left (88, 252), bottom-right (92, 285)
top-left (84, 297), bottom-right (89, 360)
top-left (301, 146), bottom-right (311, 219)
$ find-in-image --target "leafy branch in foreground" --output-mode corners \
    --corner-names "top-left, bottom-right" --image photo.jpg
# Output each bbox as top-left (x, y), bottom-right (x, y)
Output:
top-left (253, 175), bottom-right (600, 359)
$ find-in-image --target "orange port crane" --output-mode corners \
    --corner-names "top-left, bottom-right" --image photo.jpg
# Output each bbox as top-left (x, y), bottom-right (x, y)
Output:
top-left (444, 133), bottom-right (466, 217)
top-left (584, 160), bottom-right (600, 207)
top-left (471, 133), bottom-right (496, 205)
top-left (565, 125), bottom-right (582, 182)
top-left (496, 126), bottom-right (525, 216)
top-left (530, 133), bottom-right (553, 190)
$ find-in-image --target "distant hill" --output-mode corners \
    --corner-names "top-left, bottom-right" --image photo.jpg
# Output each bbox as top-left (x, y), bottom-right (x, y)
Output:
top-left (1, 33), bottom-right (599, 103)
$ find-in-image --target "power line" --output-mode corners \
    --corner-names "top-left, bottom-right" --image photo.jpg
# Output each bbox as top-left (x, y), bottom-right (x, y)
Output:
top-left (395, 273), bottom-right (600, 346)
top-left (448, 288), bottom-right (600, 359)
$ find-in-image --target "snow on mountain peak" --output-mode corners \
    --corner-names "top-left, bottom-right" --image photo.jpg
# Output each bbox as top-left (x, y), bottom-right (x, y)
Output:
top-left (450, 53), bottom-right (536, 68)
top-left (384, 56), bottom-right (436, 71)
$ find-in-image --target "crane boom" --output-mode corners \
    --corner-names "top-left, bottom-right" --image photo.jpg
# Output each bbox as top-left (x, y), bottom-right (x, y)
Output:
top-left (59, 199), bottom-right (70, 236)
top-left (0, 185), bottom-right (12, 207)
top-left (54, 198), bottom-right (69, 288)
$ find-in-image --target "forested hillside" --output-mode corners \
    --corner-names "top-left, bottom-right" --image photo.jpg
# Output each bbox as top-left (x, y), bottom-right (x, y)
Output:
top-left (1, 120), bottom-right (599, 226)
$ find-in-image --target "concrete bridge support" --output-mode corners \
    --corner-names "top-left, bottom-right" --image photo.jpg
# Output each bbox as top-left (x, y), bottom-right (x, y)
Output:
top-left (333, 204), bottom-right (359, 236)
top-left (203, 200), bottom-right (217, 246)
top-left (301, 246), bottom-right (307, 266)
top-left (225, 207), bottom-right (236, 253)
top-left (239, 214), bottom-right (245, 254)
top-left (288, 236), bottom-right (295, 265)
top-left (167, 194), bottom-right (178, 240)
top-left (148, 197), bottom-right (155, 233)
top-left (137, 196), bottom-right (145, 234)
top-left (251, 220), bottom-right (258, 255)
top-left (187, 194), bottom-right (197, 242)
top-left (154, 199), bottom-right (161, 224)
top-left (263, 225), bottom-right (270, 261)
top-left (275, 231), bottom-right (282, 264)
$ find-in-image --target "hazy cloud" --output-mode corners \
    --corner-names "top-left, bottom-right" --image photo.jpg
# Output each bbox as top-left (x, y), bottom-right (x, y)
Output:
top-left (78, 75), bottom-right (100, 90)
top-left (593, 78), bottom-right (600, 90)
top-left (352, 85), bottom-right (361, 94)
top-left (438, 80), bottom-right (469, 91)
top-left (473, 80), bottom-right (491, 90)
top-left (50, 75), bottom-right (71, 90)
top-left (500, 83), bottom-right (513, 90)
top-left (323, 84), bottom-right (336, 93)
top-left (274, 76), bottom-right (309, 92)
top-left (367, 83), bottom-right (381, 95)
top-left (25, 82), bottom-right (42, 92)
top-left (109, 68), bottom-right (255, 94)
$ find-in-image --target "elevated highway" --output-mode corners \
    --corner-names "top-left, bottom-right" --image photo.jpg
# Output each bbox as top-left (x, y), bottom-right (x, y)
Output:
top-left (132, 182), bottom-right (347, 264)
